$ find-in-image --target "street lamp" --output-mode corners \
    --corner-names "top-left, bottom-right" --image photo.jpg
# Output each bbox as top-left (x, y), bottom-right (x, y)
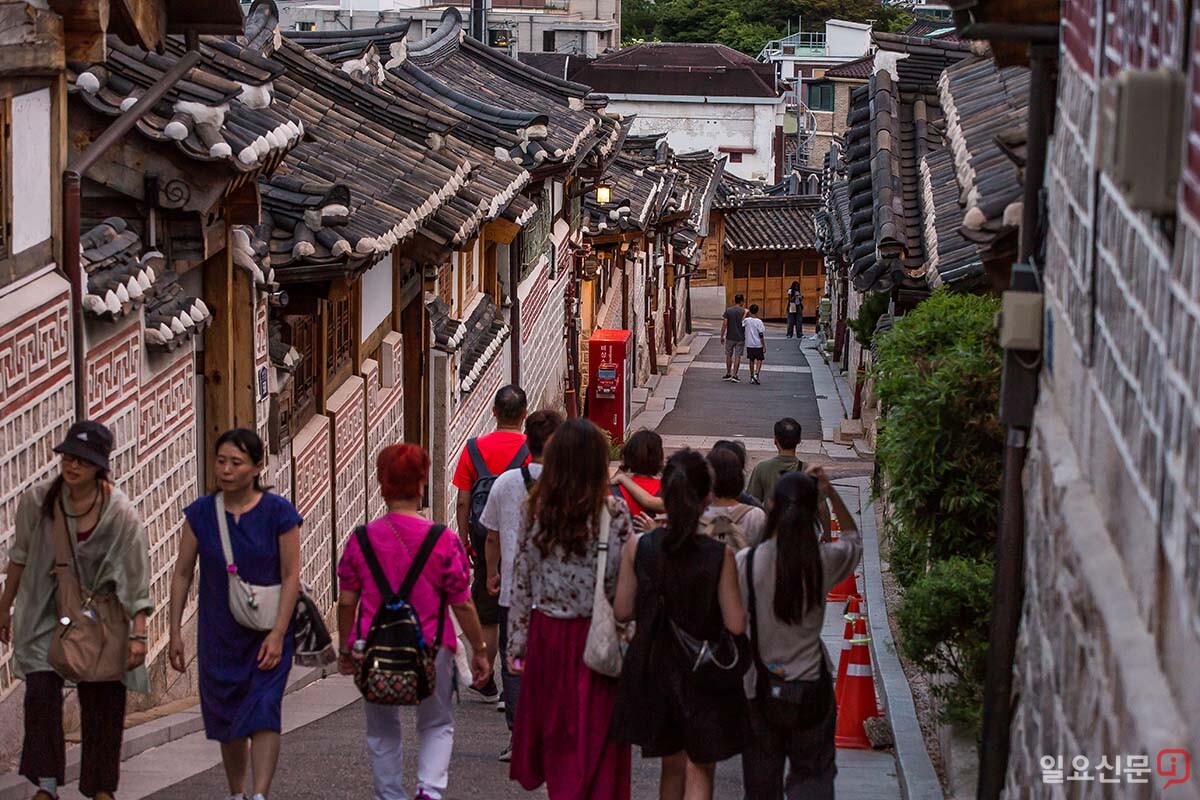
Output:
top-left (595, 183), bottom-right (612, 205)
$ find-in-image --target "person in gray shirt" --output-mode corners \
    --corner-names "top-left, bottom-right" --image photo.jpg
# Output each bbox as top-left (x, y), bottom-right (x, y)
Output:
top-left (720, 294), bottom-right (748, 383)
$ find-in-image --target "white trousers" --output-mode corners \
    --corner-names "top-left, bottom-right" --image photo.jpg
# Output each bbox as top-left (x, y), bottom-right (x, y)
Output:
top-left (363, 648), bottom-right (456, 800)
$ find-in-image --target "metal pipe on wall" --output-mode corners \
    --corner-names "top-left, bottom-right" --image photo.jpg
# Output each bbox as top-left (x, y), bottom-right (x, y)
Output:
top-left (62, 48), bottom-right (203, 418)
top-left (977, 41), bottom-right (1056, 800)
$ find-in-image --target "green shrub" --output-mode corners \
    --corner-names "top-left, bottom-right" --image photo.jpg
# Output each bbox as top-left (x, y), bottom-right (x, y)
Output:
top-left (847, 291), bottom-right (890, 347)
top-left (871, 289), bottom-right (1003, 735)
top-left (896, 555), bottom-right (994, 730)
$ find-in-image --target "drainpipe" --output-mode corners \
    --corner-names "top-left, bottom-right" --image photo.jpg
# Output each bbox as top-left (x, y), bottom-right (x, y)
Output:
top-left (63, 48), bottom-right (203, 418)
top-left (977, 40), bottom-right (1056, 800)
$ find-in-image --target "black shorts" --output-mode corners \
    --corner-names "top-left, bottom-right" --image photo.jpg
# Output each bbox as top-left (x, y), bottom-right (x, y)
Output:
top-left (469, 526), bottom-right (501, 625)
top-left (747, 347), bottom-right (764, 360)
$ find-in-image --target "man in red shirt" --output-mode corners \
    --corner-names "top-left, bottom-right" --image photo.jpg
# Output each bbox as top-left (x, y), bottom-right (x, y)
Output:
top-left (452, 384), bottom-right (529, 703)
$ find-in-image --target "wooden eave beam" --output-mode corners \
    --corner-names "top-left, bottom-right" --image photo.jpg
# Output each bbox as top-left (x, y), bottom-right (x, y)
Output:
top-left (0, 3), bottom-right (65, 76)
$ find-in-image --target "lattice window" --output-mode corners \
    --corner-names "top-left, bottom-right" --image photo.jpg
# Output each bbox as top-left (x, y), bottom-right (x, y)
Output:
top-left (326, 293), bottom-right (353, 391)
top-left (284, 314), bottom-right (317, 434)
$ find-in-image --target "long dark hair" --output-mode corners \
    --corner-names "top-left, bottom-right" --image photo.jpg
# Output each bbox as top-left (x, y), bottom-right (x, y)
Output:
top-left (764, 472), bottom-right (823, 624)
top-left (215, 428), bottom-right (271, 493)
top-left (527, 418), bottom-right (609, 557)
top-left (661, 449), bottom-right (711, 552)
top-left (620, 429), bottom-right (664, 476)
top-left (789, 281), bottom-right (801, 294)
top-left (41, 470), bottom-right (110, 520)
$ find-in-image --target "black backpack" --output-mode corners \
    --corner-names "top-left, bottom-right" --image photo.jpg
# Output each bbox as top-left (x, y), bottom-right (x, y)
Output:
top-left (353, 523), bottom-right (447, 706)
top-left (467, 438), bottom-right (529, 547)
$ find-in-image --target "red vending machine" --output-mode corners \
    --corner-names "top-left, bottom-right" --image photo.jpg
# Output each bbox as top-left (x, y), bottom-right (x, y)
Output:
top-left (587, 329), bottom-right (633, 445)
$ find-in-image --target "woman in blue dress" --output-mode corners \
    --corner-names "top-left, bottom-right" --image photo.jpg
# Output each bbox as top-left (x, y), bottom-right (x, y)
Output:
top-left (168, 429), bottom-right (302, 800)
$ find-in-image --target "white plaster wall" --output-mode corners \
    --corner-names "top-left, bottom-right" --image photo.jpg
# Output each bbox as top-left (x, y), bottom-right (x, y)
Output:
top-left (360, 258), bottom-right (392, 340)
top-left (825, 22), bottom-right (871, 57)
top-left (605, 98), bottom-right (780, 180)
top-left (11, 88), bottom-right (52, 254)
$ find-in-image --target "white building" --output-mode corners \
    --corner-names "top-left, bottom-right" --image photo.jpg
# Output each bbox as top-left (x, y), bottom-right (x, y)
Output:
top-left (757, 19), bottom-right (872, 84)
top-left (265, 0), bottom-right (620, 57)
top-left (569, 43), bottom-right (785, 182)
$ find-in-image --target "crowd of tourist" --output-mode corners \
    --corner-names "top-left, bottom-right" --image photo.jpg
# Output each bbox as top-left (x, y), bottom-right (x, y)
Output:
top-left (0, 381), bottom-right (861, 800)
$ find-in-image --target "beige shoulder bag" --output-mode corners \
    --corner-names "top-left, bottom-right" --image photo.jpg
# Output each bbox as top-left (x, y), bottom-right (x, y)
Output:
top-left (583, 504), bottom-right (633, 677)
top-left (48, 489), bottom-right (130, 683)
top-left (216, 492), bottom-right (281, 631)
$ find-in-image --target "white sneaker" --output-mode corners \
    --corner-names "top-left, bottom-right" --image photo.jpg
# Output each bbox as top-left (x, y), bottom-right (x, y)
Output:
top-left (251, 795), bottom-right (267, 800)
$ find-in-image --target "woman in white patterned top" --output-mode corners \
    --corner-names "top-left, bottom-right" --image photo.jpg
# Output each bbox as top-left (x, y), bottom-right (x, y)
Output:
top-left (506, 418), bottom-right (635, 799)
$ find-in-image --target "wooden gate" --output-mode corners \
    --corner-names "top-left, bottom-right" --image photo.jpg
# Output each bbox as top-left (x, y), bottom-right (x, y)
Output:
top-left (724, 251), bottom-right (823, 320)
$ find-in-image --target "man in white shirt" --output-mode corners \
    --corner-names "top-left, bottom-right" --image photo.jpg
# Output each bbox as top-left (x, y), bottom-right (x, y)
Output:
top-left (743, 303), bottom-right (767, 385)
top-left (480, 409), bottom-right (563, 761)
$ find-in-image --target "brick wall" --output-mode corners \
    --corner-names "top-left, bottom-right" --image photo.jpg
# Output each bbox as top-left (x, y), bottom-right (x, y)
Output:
top-left (363, 331), bottom-right (404, 522)
top-left (0, 270), bottom-right (73, 698)
top-left (328, 375), bottom-right (366, 570)
top-left (518, 247), bottom-right (569, 413)
top-left (1008, 2), bottom-right (1200, 792)
top-left (434, 350), bottom-right (505, 527)
top-left (291, 414), bottom-right (334, 608)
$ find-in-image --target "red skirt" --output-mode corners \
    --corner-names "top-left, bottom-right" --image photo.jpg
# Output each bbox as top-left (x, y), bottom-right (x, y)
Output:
top-left (511, 612), bottom-right (631, 800)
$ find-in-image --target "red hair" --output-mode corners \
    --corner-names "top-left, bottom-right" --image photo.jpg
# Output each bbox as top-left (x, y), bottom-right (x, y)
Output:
top-left (377, 443), bottom-right (430, 502)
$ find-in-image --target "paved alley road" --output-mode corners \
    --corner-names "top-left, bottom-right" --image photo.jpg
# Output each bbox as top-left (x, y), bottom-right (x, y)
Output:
top-left (69, 318), bottom-right (901, 800)
top-left (656, 321), bottom-right (823, 442)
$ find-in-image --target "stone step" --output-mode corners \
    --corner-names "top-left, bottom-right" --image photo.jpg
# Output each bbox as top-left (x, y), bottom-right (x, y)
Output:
top-left (853, 438), bottom-right (875, 459)
top-left (834, 418), bottom-right (864, 444)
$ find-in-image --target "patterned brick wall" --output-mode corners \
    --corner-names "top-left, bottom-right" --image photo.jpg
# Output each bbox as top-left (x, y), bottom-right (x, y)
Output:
top-left (85, 322), bottom-right (142, 481)
top-left (254, 296), bottom-right (270, 451)
top-left (131, 352), bottom-right (199, 658)
top-left (291, 414), bottom-right (334, 606)
top-left (518, 253), bottom-right (569, 412)
top-left (1009, 0), bottom-right (1200, 791)
top-left (439, 353), bottom-right (504, 526)
top-left (364, 332), bottom-right (405, 522)
top-left (0, 271), bottom-right (73, 698)
top-left (328, 375), bottom-right (366, 568)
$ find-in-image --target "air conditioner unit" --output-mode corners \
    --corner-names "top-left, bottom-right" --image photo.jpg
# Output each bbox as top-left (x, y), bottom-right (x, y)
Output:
top-left (1099, 68), bottom-right (1186, 214)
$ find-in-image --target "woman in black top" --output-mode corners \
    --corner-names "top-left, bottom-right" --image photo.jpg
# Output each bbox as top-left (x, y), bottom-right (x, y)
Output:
top-left (612, 449), bottom-right (747, 800)
top-left (786, 281), bottom-right (803, 338)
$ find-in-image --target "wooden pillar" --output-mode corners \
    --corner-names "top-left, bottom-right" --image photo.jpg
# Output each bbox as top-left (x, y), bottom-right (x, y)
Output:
top-left (201, 227), bottom-right (233, 490)
top-left (231, 266), bottom-right (256, 428)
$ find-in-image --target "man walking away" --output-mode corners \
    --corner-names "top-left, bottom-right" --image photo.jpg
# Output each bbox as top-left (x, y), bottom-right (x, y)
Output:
top-left (452, 384), bottom-right (530, 705)
top-left (720, 294), bottom-right (748, 382)
top-left (481, 410), bottom-right (563, 762)
top-left (743, 304), bottom-right (766, 385)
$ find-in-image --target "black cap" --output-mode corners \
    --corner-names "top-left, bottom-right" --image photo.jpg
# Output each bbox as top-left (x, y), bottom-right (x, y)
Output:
top-left (53, 420), bottom-right (114, 472)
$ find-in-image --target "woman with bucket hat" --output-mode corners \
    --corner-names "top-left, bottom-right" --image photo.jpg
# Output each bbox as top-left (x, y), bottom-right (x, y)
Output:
top-left (0, 420), bottom-right (153, 800)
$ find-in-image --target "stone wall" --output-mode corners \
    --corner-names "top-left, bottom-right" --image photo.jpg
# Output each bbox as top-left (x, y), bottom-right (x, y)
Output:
top-left (328, 375), bottom-right (366, 574)
top-left (291, 414), bottom-right (334, 608)
top-left (0, 270), bottom-right (74, 699)
top-left (1007, 3), bottom-right (1200, 794)
top-left (363, 332), bottom-right (404, 522)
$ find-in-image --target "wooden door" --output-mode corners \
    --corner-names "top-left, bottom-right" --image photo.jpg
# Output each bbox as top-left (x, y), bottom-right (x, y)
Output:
top-left (800, 255), bottom-right (824, 318)
top-left (401, 292), bottom-right (426, 450)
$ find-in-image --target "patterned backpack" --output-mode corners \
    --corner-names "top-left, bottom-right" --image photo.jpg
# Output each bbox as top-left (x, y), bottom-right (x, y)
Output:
top-left (353, 522), bottom-right (446, 706)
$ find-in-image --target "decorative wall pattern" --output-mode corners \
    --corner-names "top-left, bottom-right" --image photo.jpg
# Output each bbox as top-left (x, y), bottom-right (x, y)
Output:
top-left (131, 353), bottom-right (198, 657)
top-left (0, 273), bottom-right (73, 698)
top-left (364, 332), bottom-right (405, 522)
top-left (329, 375), bottom-right (366, 567)
top-left (440, 354), bottom-right (504, 524)
top-left (292, 414), bottom-right (333, 605)
top-left (86, 323), bottom-right (142, 481)
top-left (519, 260), bottom-right (569, 413)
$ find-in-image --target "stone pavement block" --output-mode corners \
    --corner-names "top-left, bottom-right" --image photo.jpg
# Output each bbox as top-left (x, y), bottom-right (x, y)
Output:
top-left (645, 396), bottom-right (666, 411)
top-left (656, 375), bottom-right (684, 398)
top-left (824, 443), bottom-right (857, 460)
top-left (631, 387), bottom-right (650, 404)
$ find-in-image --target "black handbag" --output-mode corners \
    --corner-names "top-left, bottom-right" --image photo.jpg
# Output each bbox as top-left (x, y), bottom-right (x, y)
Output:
top-left (659, 543), bottom-right (750, 692)
top-left (747, 544), bottom-right (833, 729)
top-left (292, 583), bottom-right (336, 667)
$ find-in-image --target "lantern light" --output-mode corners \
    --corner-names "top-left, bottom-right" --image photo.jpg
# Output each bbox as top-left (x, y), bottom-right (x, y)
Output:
top-left (595, 183), bottom-right (612, 205)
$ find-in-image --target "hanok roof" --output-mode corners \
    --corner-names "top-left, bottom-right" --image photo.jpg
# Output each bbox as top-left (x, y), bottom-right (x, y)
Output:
top-left (824, 55), bottom-right (873, 80)
top-left (70, 21), bottom-right (303, 200)
top-left (722, 197), bottom-right (821, 251)
top-left (674, 151), bottom-right (726, 236)
top-left (284, 10), bottom-right (622, 174)
top-left (901, 18), bottom-right (960, 38)
top-left (582, 154), bottom-right (676, 235)
top-left (79, 217), bottom-right (212, 349)
top-left (831, 35), bottom-right (1026, 293)
top-left (426, 295), bottom-right (512, 394)
top-left (568, 42), bottom-right (779, 99)
top-left (843, 33), bottom-right (973, 292)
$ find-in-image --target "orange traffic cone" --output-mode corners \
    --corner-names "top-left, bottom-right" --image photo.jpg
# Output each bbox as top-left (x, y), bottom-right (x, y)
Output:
top-left (836, 597), bottom-right (862, 703)
top-left (835, 616), bottom-right (880, 749)
top-left (827, 569), bottom-right (860, 602)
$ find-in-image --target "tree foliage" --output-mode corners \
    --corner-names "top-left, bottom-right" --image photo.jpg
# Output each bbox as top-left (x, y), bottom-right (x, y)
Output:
top-left (622, 0), bottom-right (916, 55)
top-left (871, 289), bottom-right (1003, 734)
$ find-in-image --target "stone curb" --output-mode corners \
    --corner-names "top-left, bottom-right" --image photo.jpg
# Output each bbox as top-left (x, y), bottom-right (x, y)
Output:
top-left (0, 663), bottom-right (332, 800)
top-left (850, 476), bottom-right (944, 800)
